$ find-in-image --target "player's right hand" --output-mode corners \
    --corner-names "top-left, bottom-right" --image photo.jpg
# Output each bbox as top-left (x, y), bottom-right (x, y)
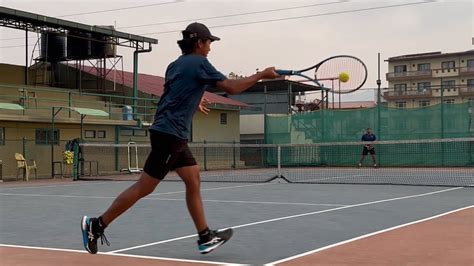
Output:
top-left (260, 67), bottom-right (280, 79)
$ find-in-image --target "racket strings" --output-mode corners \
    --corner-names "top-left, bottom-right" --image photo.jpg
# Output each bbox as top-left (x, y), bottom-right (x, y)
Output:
top-left (315, 56), bottom-right (367, 93)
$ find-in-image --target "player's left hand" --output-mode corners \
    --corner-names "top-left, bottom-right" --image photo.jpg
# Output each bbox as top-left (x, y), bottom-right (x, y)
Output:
top-left (198, 97), bottom-right (211, 115)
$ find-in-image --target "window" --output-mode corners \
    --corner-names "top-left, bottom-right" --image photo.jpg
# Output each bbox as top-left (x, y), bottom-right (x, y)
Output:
top-left (395, 101), bottom-right (406, 108)
top-left (0, 127), bottom-right (4, 145)
top-left (441, 61), bottom-right (455, 70)
top-left (442, 80), bottom-right (455, 91)
top-left (394, 84), bottom-right (407, 95)
top-left (443, 99), bottom-right (455, 104)
top-left (418, 100), bottom-right (430, 107)
top-left (133, 129), bottom-right (147, 137)
top-left (467, 79), bottom-right (474, 89)
top-left (417, 82), bottom-right (431, 94)
top-left (84, 130), bottom-right (96, 138)
top-left (417, 63), bottom-right (431, 71)
top-left (220, 113), bottom-right (227, 125)
top-left (120, 128), bottom-right (147, 137)
top-left (35, 128), bottom-right (59, 145)
top-left (467, 59), bottom-right (474, 68)
top-left (394, 65), bottom-right (407, 73)
top-left (97, 130), bottom-right (106, 139)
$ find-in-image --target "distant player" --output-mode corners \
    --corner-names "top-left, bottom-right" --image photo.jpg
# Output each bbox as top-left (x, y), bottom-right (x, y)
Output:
top-left (358, 128), bottom-right (377, 168)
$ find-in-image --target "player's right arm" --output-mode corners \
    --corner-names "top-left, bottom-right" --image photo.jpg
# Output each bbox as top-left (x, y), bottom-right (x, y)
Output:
top-left (216, 67), bottom-right (279, 95)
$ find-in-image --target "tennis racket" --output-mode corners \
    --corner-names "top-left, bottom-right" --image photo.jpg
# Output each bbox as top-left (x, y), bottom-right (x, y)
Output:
top-left (276, 55), bottom-right (368, 94)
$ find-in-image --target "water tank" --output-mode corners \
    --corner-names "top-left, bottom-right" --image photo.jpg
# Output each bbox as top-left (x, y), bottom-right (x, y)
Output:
top-left (40, 33), bottom-right (66, 62)
top-left (122, 105), bottom-right (133, 120)
top-left (91, 26), bottom-right (117, 58)
top-left (67, 31), bottom-right (92, 59)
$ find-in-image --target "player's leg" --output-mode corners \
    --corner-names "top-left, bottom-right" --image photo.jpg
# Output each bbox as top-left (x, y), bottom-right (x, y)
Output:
top-left (81, 173), bottom-right (160, 254)
top-left (359, 147), bottom-right (368, 167)
top-left (101, 173), bottom-right (160, 225)
top-left (176, 165), bottom-right (233, 254)
top-left (175, 165), bottom-right (207, 231)
top-left (81, 131), bottom-right (170, 254)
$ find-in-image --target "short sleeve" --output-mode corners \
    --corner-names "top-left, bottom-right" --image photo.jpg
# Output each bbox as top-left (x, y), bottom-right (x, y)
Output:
top-left (198, 59), bottom-right (227, 84)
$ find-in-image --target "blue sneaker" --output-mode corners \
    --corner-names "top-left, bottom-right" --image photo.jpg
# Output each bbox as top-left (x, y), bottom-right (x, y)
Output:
top-left (81, 216), bottom-right (109, 254)
top-left (197, 228), bottom-right (233, 254)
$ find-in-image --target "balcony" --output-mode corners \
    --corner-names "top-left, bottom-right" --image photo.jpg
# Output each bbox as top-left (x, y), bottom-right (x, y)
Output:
top-left (386, 70), bottom-right (432, 81)
top-left (383, 88), bottom-right (432, 100)
top-left (459, 66), bottom-right (474, 77)
top-left (459, 86), bottom-right (474, 96)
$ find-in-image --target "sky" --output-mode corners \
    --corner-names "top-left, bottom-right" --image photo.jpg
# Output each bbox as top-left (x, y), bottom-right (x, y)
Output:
top-left (0, 0), bottom-right (472, 102)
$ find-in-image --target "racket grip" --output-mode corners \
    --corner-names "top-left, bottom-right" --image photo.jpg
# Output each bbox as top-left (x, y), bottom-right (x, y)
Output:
top-left (276, 69), bottom-right (294, 76)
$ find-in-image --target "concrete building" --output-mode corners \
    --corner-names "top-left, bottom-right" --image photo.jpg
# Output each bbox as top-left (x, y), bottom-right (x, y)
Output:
top-left (0, 63), bottom-right (250, 179)
top-left (384, 50), bottom-right (474, 108)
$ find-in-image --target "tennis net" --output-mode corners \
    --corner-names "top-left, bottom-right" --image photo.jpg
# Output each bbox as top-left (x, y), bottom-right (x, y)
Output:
top-left (77, 138), bottom-right (474, 187)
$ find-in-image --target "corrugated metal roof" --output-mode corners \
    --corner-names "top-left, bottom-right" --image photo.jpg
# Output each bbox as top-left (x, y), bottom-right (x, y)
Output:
top-left (79, 65), bottom-right (251, 109)
top-left (387, 50), bottom-right (474, 62)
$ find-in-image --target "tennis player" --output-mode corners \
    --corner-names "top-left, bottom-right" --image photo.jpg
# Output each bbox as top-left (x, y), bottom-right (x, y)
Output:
top-left (358, 128), bottom-right (377, 168)
top-left (81, 22), bottom-right (280, 255)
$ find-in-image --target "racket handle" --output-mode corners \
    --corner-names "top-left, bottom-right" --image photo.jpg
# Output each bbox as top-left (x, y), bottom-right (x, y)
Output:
top-left (276, 69), bottom-right (295, 76)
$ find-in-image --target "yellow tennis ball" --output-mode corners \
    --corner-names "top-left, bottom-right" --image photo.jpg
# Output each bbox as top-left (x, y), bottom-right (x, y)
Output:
top-left (339, 72), bottom-right (349, 83)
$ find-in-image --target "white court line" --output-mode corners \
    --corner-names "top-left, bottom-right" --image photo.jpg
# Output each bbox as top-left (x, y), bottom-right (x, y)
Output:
top-left (108, 186), bottom-right (464, 253)
top-left (266, 205), bottom-right (474, 265)
top-left (0, 192), bottom-right (344, 207)
top-left (0, 181), bottom-right (112, 190)
top-left (0, 244), bottom-right (246, 265)
top-left (147, 198), bottom-right (347, 207)
top-left (295, 174), bottom-right (367, 183)
top-left (149, 182), bottom-right (275, 196)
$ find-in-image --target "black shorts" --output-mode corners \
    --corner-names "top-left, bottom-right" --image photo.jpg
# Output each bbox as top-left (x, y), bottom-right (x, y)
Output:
top-left (143, 130), bottom-right (197, 180)
top-left (362, 146), bottom-right (376, 155)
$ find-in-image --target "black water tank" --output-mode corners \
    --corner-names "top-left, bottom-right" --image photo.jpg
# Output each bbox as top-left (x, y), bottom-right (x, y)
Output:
top-left (91, 26), bottom-right (116, 58)
top-left (67, 31), bottom-right (92, 59)
top-left (40, 33), bottom-right (66, 62)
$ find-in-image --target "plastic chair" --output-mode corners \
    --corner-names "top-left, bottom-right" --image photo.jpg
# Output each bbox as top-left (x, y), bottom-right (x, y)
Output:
top-left (15, 153), bottom-right (37, 181)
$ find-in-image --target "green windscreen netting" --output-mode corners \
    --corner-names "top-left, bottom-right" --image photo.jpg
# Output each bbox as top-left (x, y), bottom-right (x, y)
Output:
top-left (265, 102), bottom-right (474, 144)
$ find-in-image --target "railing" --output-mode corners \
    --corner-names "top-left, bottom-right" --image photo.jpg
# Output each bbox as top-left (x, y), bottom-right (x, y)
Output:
top-left (383, 89), bottom-right (432, 98)
top-left (0, 83), bottom-right (159, 122)
top-left (387, 66), bottom-right (474, 80)
top-left (386, 70), bottom-right (432, 80)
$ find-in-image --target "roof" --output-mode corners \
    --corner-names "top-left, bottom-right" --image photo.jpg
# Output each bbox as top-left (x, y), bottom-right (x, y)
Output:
top-left (206, 78), bottom-right (322, 93)
top-left (327, 101), bottom-right (376, 109)
top-left (78, 65), bottom-right (252, 110)
top-left (0, 6), bottom-right (157, 45)
top-left (0, 103), bottom-right (24, 110)
top-left (386, 50), bottom-right (474, 62)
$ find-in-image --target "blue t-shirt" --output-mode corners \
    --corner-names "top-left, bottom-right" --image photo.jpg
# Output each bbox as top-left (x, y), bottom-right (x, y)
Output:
top-left (150, 54), bottom-right (227, 140)
top-left (361, 133), bottom-right (376, 142)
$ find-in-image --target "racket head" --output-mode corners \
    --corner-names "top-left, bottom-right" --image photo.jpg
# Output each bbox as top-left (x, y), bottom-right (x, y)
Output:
top-left (314, 55), bottom-right (368, 94)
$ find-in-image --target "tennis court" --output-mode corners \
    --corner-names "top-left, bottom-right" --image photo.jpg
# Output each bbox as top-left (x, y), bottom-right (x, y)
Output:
top-left (1, 169), bottom-right (473, 265)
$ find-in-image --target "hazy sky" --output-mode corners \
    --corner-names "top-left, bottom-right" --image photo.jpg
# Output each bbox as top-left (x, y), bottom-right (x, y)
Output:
top-left (1, 0), bottom-right (472, 101)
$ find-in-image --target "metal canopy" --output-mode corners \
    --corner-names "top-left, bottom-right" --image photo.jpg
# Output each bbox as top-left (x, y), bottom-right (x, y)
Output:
top-left (0, 6), bottom-right (158, 48)
top-left (68, 107), bottom-right (109, 117)
top-left (0, 103), bottom-right (25, 110)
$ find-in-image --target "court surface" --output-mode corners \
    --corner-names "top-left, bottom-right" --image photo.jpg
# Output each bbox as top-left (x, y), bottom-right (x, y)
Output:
top-left (0, 177), bottom-right (473, 265)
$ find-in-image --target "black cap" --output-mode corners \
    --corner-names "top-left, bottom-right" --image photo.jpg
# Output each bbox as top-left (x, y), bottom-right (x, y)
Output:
top-left (185, 22), bottom-right (220, 41)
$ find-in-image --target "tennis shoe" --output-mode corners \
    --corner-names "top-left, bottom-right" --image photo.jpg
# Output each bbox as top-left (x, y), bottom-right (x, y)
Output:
top-left (81, 216), bottom-right (110, 254)
top-left (197, 228), bottom-right (233, 254)
top-left (358, 163), bottom-right (362, 168)
top-left (373, 163), bottom-right (377, 168)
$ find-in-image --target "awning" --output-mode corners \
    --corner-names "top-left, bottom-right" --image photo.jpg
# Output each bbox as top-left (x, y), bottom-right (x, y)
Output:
top-left (67, 107), bottom-right (109, 117)
top-left (0, 103), bottom-right (25, 110)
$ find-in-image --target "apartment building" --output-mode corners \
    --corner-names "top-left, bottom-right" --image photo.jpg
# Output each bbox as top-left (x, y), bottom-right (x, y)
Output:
top-left (384, 50), bottom-right (474, 108)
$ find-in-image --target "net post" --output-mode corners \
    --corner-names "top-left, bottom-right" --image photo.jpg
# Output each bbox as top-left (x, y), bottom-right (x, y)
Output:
top-left (203, 140), bottom-right (207, 171)
top-left (277, 145), bottom-right (281, 178)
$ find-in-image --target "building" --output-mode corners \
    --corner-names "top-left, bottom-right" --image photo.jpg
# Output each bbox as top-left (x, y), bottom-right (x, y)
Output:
top-left (0, 63), bottom-right (251, 179)
top-left (384, 50), bottom-right (474, 108)
top-left (207, 79), bottom-right (322, 143)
